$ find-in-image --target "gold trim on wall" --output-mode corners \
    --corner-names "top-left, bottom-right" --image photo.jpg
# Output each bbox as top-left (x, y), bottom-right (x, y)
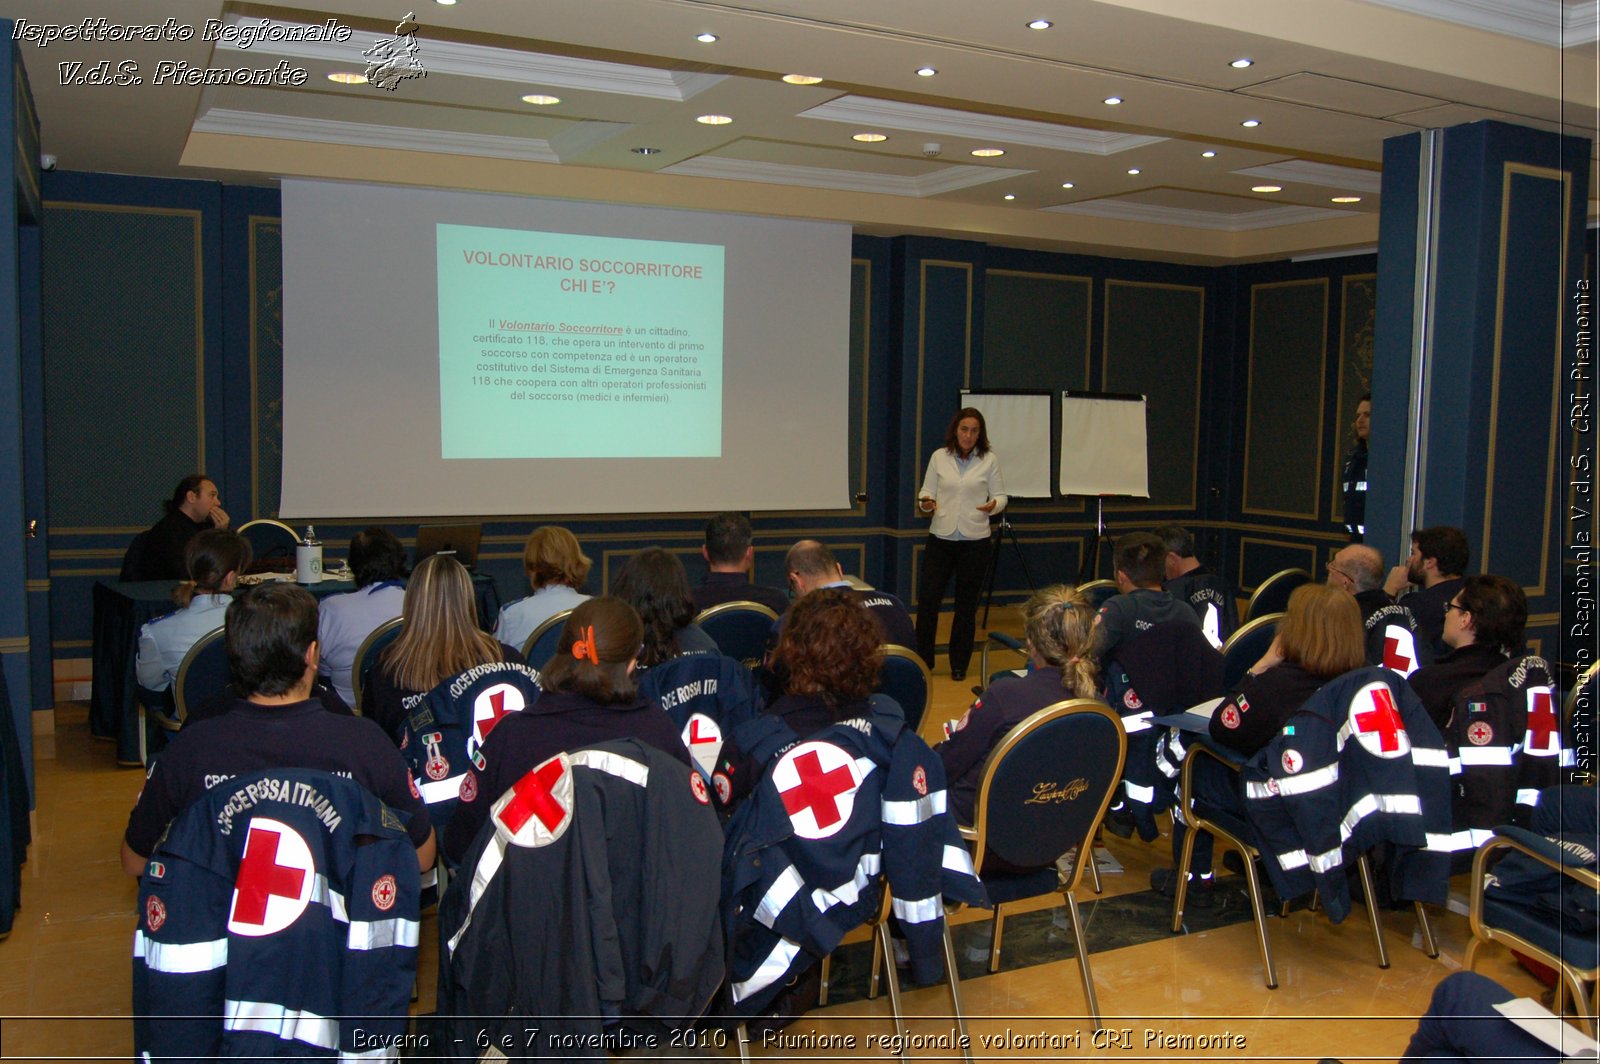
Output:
top-left (0, 637), bottom-right (31, 654)
top-left (1242, 278), bottom-right (1328, 521)
top-left (1102, 279), bottom-right (1206, 513)
top-left (913, 260), bottom-right (974, 501)
top-left (24, 579), bottom-right (48, 592)
top-left (1236, 536), bottom-right (1318, 593)
top-left (1330, 273), bottom-right (1377, 522)
top-left (1484, 162), bottom-right (1569, 599)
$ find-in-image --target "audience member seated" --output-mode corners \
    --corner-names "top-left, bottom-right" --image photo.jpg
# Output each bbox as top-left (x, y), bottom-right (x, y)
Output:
top-left (783, 538), bottom-right (917, 648)
top-left (442, 596), bottom-right (691, 864)
top-left (1408, 574), bottom-right (1525, 731)
top-left (613, 547), bottom-right (719, 669)
top-left (691, 511), bottom-right (788, 615)
top-left (1153, 583), bottom-right (1366, 900)
top-left (134, 474), bottom-right (231, 582)
top-left (317, 526), bottom-right (407, 707)
top-left (1093, 531), bottom-right (1198, 665)
top-left (1326, 543), bottom-right (1428, 675)
top-left (121, 583), bottom-right (436, 876)
top-left (135, 529), bottom-right (251, 694)
top-left (1384, 525), bottom-right (1470, 657)
top-left (764, 588), bottom-right (885, 741)
top-left (1154, 524), bottom-right (1237, 647)
top-left (1396, 971), bottom-right (1589, 1064)
top-left (363, 554), bottom-right (524, 741)
top-left (937, 584), bottom-right (1099, 826)
top-left (492, 525), bottom-right (592, 653)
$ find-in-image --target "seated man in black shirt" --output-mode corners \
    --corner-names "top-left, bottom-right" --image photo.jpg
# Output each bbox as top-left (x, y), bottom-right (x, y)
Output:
top-left (1154, 524), bottom-right (1237, 648)
top-left (1093, 531), bottom-right (1198, 665)
top-left (135, 474), bottom-right (231, 582)
top-left (1384, 525), bottom-right (1469, 658)
top-left (121, 583), bottom-right (436, 876)
top-left (784, 539), bottom-right (917, 648)
top-left (691, 511), bottom-right (789, 615)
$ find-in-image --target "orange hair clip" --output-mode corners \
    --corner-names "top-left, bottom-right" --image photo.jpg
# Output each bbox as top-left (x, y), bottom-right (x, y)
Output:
top-left (570, 624), bottom-right (600, 665)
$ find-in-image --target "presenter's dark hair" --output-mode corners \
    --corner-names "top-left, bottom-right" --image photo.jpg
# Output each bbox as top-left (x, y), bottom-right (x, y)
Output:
top-left (174, 529), bottom-right (251, 608)
top-left (778, 589), bottom-right (882, 708)
top-left (705, 512), bottom-right (754, 566)
top-left (227, 584), bottom-right (318, 697)
top-left (1152, 524), bottom-right (1197, 559)
top-left (1113, 532), bottom-right (1166, 588)
top-left (164, 474), bottom-right (211, 514)
top-left (943, 407), bottom-right (990, 457)
top-left (537, 596), bottom-right (643, 704)
top-left (349, 527), bottom-right (406, 588)
top-left (613, 548), bottom-right (698, 667)
top-left (1410, 526), bottom-right (1470, 577)
top-left (1456, 574), bottom-right (1527, 655)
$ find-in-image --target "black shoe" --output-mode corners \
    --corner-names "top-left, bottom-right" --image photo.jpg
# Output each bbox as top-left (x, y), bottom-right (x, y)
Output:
top-left (1150, 868), bottom-right (1217, 901)
top-left (950, 668), bottom-right (966, 682)
top-left (1102, 805), bottom-right (1136, 839)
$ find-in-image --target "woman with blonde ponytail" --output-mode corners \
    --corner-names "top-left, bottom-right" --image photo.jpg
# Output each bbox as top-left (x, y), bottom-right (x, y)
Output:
top-left (935, 585), bottom-right (1099, 825)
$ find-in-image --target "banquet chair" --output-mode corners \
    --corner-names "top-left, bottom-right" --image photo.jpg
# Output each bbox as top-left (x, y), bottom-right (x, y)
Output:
top-left (351, 617), bottom-right (405, 715)
top-left (174, 625), bottom-right (231, 722)
top-left (1076, 578), bottom-right (1119, 610)
top-left (874, 644), bottom-right (931, 732)
top-left (693, 600), bottom-right (779, 668)
top-left (1221, 612), bottom-right (1283, 693)
top-left (979, 631), bottom-right (1028, 689)
top-left (236, 519), bottom-right (299, 569)
top-left (1242, 568), bottom-right (1312, 624)
top-left (519, 608), bottom-right (575, 671)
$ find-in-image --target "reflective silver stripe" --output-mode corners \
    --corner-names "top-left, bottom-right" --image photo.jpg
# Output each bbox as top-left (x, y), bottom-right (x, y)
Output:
top-left (1411, 746), bottom-right (1451, 768)
top-left (1355, 480), bottom-right (1368, 491)
top-left (418, 773), bottom-right (466, 804)
top-left (1523, 743), bottom-right (1562, 758)
top-left (1121, 710), bottom-right (1154, 733)
top-left (570, 748), bottom-right (649, 788)
top-left (755, 866), bottom-right (805, 929)
top-left (1424, 832), bottom-right (1460, 852)
top-left (1435, 828), bottom-right (1493, 852)
top-left (1123, 780), bottom-right (1155, 803)
top-left (1340, 793), bottom-right (1421, 840)
top-left (731, 937), bottom-right (803, 1003)
top-left (1561, 749), bottom-right (1577, 767)
top-left (892, 893), bottom-right (943, 924)
top-left (419, 865), bottom-right (437, 890)
top-left (310, 874), bottom-right (348, 924)
top-left (1457, 746), bottom-right (1515, 767)
top-left (134, 931), bottom-right (228, 973)
top-left (447, 836), bottom-right (507, 955)
top-left (883, 790), bottom-right (946, 826)
top-left (1244, 762), bottom-right (1339, 800)
top-left (1276, 849), bottom-right (1309, 870)
top-left (1515, 788), bottom-right (1542, 807)
top-left (1307, 845), bottom-right (1344, 874)
top-left (348, 917), bottom-right (421, 951)
top-left (224, 999), bottom-right (339, 1051)
top-left (943, 843), bottom-right (976, 877)
top-left (1448, 756), bottom-right (1462, 774)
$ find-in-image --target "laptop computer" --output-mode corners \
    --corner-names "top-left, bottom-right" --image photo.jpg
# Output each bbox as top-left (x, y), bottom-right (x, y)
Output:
top-left (413, 523), bottom-right (483, 570)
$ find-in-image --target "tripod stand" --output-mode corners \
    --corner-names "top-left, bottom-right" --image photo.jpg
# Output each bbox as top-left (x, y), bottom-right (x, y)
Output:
top-left (1077, 496), bottom-right (1116, 585)
top-left (979, 515), bottom-right (1037, 626)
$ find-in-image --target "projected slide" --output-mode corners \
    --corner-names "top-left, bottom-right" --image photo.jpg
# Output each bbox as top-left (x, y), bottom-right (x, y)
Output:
top-left (437, 224), bottom-right (724, 459)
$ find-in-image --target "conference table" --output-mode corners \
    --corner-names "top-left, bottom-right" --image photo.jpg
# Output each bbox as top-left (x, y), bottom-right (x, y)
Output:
top-left (90, 573), bottom-right (502, 765)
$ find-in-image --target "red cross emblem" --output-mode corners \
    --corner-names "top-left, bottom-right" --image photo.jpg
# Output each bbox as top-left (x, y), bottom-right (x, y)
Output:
top-left (229, 819), bottom-right (314, 936)
top-left (145, 894), bottom-right (167, 932)
top-left (371, 874), bottom-right (398, 911)
top-left (1382, 626), bottom-right (1417, 676)
top-left (1525, 688), bottom-right (1560, 754)
top-left (1467, 720), bottom-right (1494, 746)
top-left (472, 683), bottom-right (526, 750)
top-left (494, 754), bottom-right (572, 846)
top-left (1220, 704), bottom-right (1241, 729)
top-left (682, 714), bottom-right (724, 776)
top-left (689, 772), bottom-right (710, 805)
top-left (773, 742), bottom-right (861, 839)
top-left (1350, 682), bottom-right (1410, 758)
top-left (421, 731), bottom-right (450, 781)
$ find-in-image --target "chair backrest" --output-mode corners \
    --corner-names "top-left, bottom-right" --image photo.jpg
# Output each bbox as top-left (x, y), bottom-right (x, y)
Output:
top-left (874, 644), bottom-right (930, 732)
top-left (520, 607), bottom-right (576, 669)
top-left (970, 699), bottom-right (1125, 888)
top-left (1243, 568), bottom-right (1312, 624)
top-left (120, 529), bottom-right (150, 582)
top-left (1221, 612), bottom-right (1282, 692)
top-left (351, 616), bottom-right (405, 714)
top-left (174, 625), bottom-right (231, 723)
top-left (236, 519), bottom-right (300, 565)
top-left (1076, 579), bottom-right (1119, 610)
top-left (693, 600), bottom-right (780, 666)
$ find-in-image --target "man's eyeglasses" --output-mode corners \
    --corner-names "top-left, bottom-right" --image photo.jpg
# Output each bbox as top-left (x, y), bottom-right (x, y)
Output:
top-left (1325, 561), bottom-right (1355, 581)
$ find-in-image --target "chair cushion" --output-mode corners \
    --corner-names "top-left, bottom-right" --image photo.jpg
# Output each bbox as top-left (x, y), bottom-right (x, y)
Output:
top-left (979, 866), bottom-right (1058, 905)
top-left (1482, 895), bottom-right (1600, 972)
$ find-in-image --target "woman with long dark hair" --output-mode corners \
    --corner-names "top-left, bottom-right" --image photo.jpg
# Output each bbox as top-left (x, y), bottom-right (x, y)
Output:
top-left (612, 547), bottom-right (718, 668)
top-left (915, 406), bottom-right (1006, 681)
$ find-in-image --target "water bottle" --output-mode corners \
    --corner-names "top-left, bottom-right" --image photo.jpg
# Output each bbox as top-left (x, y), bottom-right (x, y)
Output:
top-left (296, 524), bottom-right (324, 584)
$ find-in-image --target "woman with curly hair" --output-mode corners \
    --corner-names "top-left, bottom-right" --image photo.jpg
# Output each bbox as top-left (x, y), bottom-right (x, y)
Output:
top-left (935, 584), bottom-right (1099, 824)
top-left (612, 547), bottom-right (718, 668)
top-left (767, 588), bottom-right (885, 738)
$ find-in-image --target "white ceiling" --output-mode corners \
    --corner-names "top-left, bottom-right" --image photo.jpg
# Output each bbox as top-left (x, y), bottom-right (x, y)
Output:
top-left (12, 0), bottom-right (1598, 263)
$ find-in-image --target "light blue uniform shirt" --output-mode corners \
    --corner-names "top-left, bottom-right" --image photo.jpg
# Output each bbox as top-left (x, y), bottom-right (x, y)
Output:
top-left (135, 593), bottom-right (231, 692)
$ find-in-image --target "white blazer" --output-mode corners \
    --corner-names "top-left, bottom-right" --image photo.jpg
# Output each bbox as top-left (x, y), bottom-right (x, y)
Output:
top-left (919, 448), bottom-right (1006, 540)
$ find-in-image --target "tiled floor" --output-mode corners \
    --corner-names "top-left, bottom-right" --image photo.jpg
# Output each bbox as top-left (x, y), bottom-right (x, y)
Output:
top-left (0, 670), bottom-right (1558, 1061)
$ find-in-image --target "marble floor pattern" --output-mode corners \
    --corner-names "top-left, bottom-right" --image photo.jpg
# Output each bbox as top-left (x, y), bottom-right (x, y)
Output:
top-left (0, 667), bottom-right (1560, 1062)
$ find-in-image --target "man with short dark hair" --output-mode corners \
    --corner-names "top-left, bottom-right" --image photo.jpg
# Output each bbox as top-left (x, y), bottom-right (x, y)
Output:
top-left (318, 527), bottom-right (408, 706)
top-left (1093, 531), bottom-right (1197, 663)
top-left (1327, 543), bottom-right (1427, 675)
top-left (1384, 526), bottom-right (1470, 656)
top-left (784, 539), bottom-right (916, 647)
top-left (1153, 524), bottom-right (1236, 647)
top-left (691, 511), bottom-right (788, 615)
top-left (121, 583), bottom-right (436, 876)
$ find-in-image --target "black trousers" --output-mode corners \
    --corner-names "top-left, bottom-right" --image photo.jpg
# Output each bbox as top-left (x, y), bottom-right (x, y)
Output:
top-left (915, 534), bottom-right (991, 673)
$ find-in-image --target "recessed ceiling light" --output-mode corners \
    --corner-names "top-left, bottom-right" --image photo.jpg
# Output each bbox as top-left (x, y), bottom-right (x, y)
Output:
top-left (327, 72), bottom-right (367, 85)
top-left (1103, 96), bottom-right (1123, 106)
top-left (782, 74), bottom-right (823, 85)
top-left (1126, 167), bottom-right (1141, 175)
top-left (916, 66), bottom-right (938, 77)
top-left (1230, 58), bottom-right (1254, 68)
top-left (1241, 119), bottom-right (1261, 128)
top-left (631, 147), bottom-right (662, 155)
top-left (971, 148), bottom-right (1005, 157)
top-left (1332, 196), bottom-right (1363, 204)
top-left (1252, 185), bottom-right (1282, 193)
top-left (696, 32), bottom-right (718, 43)
top-left (1004, 194), bottom-right (1016, 201)
top-left (1027, 19), bottom-right (1053, 29)
top-left (1201, 150), bottom-right (1217, 158)
top-left (435, 0), bottom-right (456, 6)
top-left (1061, 182), bottom-right (1075, 189)
top-left (521, 94), bottom-right (560, 106)
top-left (852, 132), bottom-right (888, 143)
top-left (696, 114), bottom-right (733, 125)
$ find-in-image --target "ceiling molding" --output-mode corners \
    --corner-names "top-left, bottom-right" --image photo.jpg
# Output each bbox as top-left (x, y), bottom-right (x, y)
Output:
top-left (1359, 0), bottom-right (1600, 46)
top-left (1044, 198), bottom-right (1355, 231)
top-left (214, 15), bottom-right (727, 100)
top-left (1231, 160), bottom-right (1384, 194)
top-left (659, 155), bottom-right (1029, 196)
top-left (799, 96), bottom-right (1166, 155)
top-left (191, 109), bottom-right (562, 163)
